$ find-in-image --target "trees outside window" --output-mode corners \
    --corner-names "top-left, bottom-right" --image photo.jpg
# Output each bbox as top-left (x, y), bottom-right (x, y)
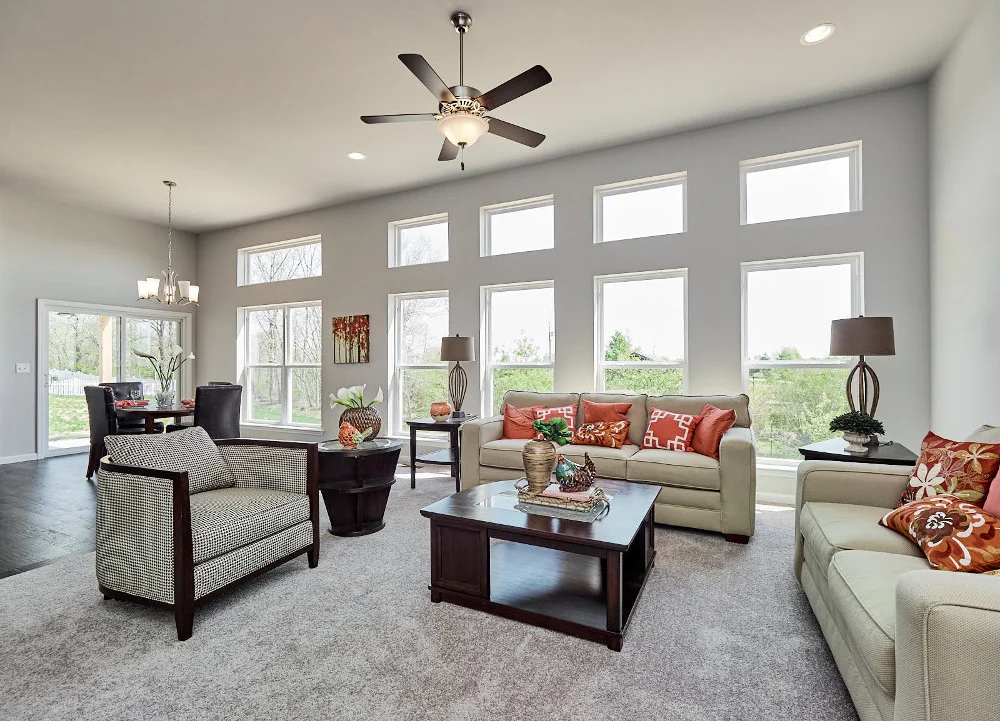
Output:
top-left (390, 292), bottom-right (449, 432)
top-left (389, 214), bottom-right (448, 267)
top-left (239, 236), bottom-right (322, 286)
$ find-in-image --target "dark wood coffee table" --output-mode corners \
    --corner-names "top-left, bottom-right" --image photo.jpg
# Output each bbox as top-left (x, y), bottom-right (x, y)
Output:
top-left (420, 479), bottom-right (658, 651)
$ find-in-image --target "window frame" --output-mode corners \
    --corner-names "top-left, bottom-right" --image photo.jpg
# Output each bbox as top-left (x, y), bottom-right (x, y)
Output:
top-left (237, 235), bottom-right (322, 286)
top-left (481, 280), bottom-right (556, 415)
top-left (594, 172), bottom-right (688, 244)
top-left (239, 300), bottom-right (323, 430)
top-left (480, 195), bottom-right (555, 257)
top-left (740, 141), bottom-right (863, 226)
top-left (387, 213), bottom-right (449, 268)
top-left (388, 290), bottom-right (450, 435)
top-left (594, 269), bottom-right (688, 394)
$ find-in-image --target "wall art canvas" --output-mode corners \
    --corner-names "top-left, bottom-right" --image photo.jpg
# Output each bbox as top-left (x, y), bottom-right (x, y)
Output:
top-left (332, 315), bottom-right (370, 364)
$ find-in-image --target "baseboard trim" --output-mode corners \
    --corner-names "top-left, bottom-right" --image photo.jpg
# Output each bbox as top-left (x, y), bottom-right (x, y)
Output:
top-left (0, 453), bottom-right (38, 465)
top-left (756, 491), bottom-right (795, 506)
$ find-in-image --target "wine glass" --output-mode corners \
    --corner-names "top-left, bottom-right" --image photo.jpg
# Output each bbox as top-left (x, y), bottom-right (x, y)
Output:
top-left (130, 389), bottom-right (141, 402)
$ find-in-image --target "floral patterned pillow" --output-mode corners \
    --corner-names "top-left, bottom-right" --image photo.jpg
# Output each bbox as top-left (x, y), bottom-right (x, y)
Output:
top-left (880, 495), bottom-right (1000, 572)
top-left (573, 421), bottom-right (631, 449)
top-left (898, 432), bottom-right (1000, 507)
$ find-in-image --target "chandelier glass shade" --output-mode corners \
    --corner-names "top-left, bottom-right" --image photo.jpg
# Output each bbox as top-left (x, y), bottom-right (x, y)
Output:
top-left (139, 181), bottom-right (199, 305)
top-left (437, 112), bottom-right (489, 148)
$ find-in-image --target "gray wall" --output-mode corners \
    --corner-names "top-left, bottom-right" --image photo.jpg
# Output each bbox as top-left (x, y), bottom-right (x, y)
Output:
top-left (0, 188), bottom-right (197, 460)
top-left (196, 85), bottom-right (931, 452)
top-left (930, 0), bottom-right (1000, 436)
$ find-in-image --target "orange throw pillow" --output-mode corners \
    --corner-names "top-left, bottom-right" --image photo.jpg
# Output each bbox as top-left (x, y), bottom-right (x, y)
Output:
top-left (898, 432), bottom-right (1000, 507)
top-left (691, 404), bottom-right (737, 459)
top-left (535, 405), bottom-right (578, 434)
top-left (502, 404), bottom-right (543, 439)
top-left (880, 496), bottom-right (1000, 572)
top-left (642, 410), bottom-right (702, 451)
top-left (573, 421), bottom-right (631, 449)
top-left (582, 400), bottom-right (632, 423)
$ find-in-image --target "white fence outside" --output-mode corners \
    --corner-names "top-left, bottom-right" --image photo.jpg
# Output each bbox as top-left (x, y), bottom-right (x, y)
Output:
top-left (49, 377), bottom-right (161, 396)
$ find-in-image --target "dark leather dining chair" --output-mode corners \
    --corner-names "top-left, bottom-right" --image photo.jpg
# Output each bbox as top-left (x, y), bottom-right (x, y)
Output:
top-left (208, 381), bottom-right (233, 385)
top-left (84, 386), bottom-right (144, 479)
top-left (166, 384), bottom-right (242, 439)
top-left (99, 381), bottom-right (163, 433)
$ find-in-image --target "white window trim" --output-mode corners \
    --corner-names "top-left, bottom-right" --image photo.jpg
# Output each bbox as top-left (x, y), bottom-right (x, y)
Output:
top-left (740, 141), bottom-right (863, 226)
top-left (594, 171), bottom-right (688, 244)
top-left (480, 194), bottom-right (555, 257)
top-left (237, 235), bottom-right (322, 286)
top-left (480, 280), bottom-right (555, 415)
top-left (388, 290), bottom-right (450, 435)
top-left (594, 269), bottom-right (689, 393)
top-left (387, 213), bottom-right (449, 269)
top-left (740, 253), bottom-right (864, 461)
top-left (238, 300), bottom-right (323, 431)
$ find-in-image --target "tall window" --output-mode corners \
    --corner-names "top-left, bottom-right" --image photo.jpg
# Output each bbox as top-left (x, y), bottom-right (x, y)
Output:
top-left (596, 270), bottom-right (686, 395)
top-left (482, 282), bottom-right (555, 413)
top-left (241, 302), bottom-right (322, 427)
top-left (742, 254), bottom-right (862, 460)
top-left (741, 142), bottom-right (861, 225)
top-left (595, 173), bottom-right (686, 243)
top-left (389, 214), bottom-right (448, 267)
top-left (389, 291), bottom-right (450, 433)
top-left (238, 236), bottom-right (322, 286)
top-left (481, 196), bottom-right (554, 256)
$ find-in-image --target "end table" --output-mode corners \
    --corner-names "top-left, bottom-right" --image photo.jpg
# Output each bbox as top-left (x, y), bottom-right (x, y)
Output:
top-left (317, 438), bottom-right (401, 536)
top-left (405, 416), bottom-right (477, 493)
top-left (798, 437), bottom-right (917, 466)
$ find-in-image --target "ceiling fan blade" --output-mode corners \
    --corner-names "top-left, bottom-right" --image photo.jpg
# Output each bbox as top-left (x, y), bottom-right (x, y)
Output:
top-left (398, 54), bottom-right (457, 103)
top-left (361, 113), bottom-right (438, 124)
top-left (476, 65), bottom-right (552, 111)
top-left (487, 118), bottom-right (545, 148)
top-left (438, 139), bottom-right (459, 161)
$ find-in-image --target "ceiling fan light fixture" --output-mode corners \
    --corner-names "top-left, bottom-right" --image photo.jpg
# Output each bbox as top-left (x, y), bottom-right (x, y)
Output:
top-left (437, 112), bottom-right (489, 148)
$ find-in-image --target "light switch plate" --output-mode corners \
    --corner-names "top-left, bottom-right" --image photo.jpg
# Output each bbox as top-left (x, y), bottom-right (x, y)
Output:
top-left (15, 362), bottom-right (30, 374)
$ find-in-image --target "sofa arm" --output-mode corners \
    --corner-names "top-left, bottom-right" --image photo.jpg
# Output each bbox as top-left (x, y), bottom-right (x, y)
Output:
top-left (796, 460), bottom-right (912, 511)
top-left (718, 426), bottom-right (757, 538)
top-left (894, 571), bottom-right (1000, 721)
top-left (461, 416), bottom-right (503, 490)
top-left (217, 439), bottom-right (318, 498)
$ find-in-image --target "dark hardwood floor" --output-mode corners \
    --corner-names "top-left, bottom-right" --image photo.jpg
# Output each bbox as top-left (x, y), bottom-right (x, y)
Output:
top-left (0, 453), bottom-right (96, 578)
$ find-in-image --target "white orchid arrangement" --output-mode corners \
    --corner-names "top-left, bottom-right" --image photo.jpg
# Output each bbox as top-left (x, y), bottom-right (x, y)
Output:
top-left (132, 345), bottom-right (195, 389)
top-left (330, 384), bottom-right (384, 409)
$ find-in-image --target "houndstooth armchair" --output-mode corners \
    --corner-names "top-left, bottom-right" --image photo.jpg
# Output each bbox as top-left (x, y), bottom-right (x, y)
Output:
top-left (97, 426), bottom-right (319, 640)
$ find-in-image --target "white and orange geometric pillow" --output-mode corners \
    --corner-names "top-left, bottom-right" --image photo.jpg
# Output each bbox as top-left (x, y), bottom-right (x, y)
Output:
top-left (642, 410), bottom-right (702, 451)
top-left (535, 405), bottom-right (578, 435)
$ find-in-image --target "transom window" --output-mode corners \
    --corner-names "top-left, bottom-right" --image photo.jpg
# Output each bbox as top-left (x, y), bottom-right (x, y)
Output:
top-left (238, 236), bottom-right (322, 286)
top-left (388, 214), bottom-right (448, 268)
top-left (741, 142), bottom-right (862, 225)
top-left (595, 172), bottom-right (687, 243)
top-left (742, 254), bottom-right (862, 460)
top-left (481, 196), bottom-right (554, 256)
top-left (240, 301), bottom-right (322, 428)
top-left (389, 291), bottom-right (450, 434)
top-left (596, 270), bottom-right (686, 395)
top-left (482, 282), bottom-right (555, 414)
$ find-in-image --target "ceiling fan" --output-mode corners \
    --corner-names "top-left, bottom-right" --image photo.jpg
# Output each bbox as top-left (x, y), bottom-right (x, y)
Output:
top-left (360, 11), bottom-right (551, 170)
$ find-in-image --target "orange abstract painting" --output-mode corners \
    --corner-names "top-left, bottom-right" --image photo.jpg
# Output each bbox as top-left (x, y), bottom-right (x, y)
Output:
top-left (332, 315), bottom-right (370, 364)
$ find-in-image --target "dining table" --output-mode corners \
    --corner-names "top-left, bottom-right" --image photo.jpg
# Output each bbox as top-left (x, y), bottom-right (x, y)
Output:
top-left (116, 404), bottom-right (195, 433)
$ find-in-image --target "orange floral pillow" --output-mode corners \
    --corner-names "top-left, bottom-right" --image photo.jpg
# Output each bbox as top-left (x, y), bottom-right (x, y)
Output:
top-left (642, 410), bottom-right (702, 451)
top-left (898, 432), bottom-right (1000, 507)
top-left (573, 421), bottom-right (631, 449)
top-left (880, 495), bottom-right (1000, 572)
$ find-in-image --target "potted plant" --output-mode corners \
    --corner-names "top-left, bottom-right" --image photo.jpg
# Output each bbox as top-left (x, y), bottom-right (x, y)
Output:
top-left (330, 384), bottom-right (384, 438)
top-left (521, 417), bottom-right (573, 493)
top-left (132, 345), bottom-right (195, 408)
top-left (829, 411), bottom-right (885, 455)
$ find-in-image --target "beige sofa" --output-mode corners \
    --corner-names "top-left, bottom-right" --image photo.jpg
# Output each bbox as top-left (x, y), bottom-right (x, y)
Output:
top-left (460, 391), bottom-right (757, 542)
top-left (795, 425), bottom-right (1000, 721)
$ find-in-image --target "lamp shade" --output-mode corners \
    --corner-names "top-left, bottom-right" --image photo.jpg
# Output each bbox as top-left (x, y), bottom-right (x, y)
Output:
top-left (437, 114), bottom-right (489, 148)
top-left (441, 335), bottom-right (475, 362)
top-left (830, 316), bottom-right (895, 356)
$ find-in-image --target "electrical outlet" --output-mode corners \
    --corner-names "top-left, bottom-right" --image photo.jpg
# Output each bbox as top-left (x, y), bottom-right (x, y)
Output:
top-left (15, 362), bottom-right (30, 374)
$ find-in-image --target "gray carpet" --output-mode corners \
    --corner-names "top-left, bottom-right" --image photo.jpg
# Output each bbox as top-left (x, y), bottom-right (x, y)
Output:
top-left (0, 472), bottom-right (857, 721)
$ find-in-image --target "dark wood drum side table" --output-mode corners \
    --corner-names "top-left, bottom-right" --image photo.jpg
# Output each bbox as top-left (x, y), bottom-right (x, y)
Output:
top-left (798, 437), bottom-right (917, 466)
top-left (317, 438), bottom-right (401, 537)
top-left (405, 416), bottom-right (477, 493)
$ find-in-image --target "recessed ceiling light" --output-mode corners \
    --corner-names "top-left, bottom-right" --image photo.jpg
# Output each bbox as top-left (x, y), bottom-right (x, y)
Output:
top-left (800, 23), bottom-right (836, 45)
top-left (347, 152), bottom-right (366, 160)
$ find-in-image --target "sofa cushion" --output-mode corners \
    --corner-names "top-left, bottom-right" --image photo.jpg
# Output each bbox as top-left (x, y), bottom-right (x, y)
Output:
top-left (799, 502), bottom-right (924, 576)
top-left (646, 394), bottom-right (751, 429)
top-left (502, 391), bottom-right (580, 412)
top-left (625, 448), bottom-right (720, 490)
top-left (104, 426), bottom-right (235, 494)
top-left (480, 438), bottom-right (529, 470)
top-left (189, 487), bottom-right (310, 564)
top-left (579, 393), bottom-right (647, 446)
top-left (558, 444), bottom-right (639, 480)
top-left (827, 550), bottom-right (931, 697)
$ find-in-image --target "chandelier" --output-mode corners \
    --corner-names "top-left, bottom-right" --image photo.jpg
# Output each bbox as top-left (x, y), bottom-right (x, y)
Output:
top-left (138, 180), bottom-right (199, 305)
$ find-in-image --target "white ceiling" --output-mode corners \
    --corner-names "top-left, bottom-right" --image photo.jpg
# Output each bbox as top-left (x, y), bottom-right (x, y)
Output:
top-left (0, 0), bottom-right (981, 232)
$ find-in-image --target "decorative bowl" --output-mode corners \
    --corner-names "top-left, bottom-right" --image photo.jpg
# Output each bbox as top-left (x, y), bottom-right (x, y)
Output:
top-left (430, 401), bottom-right (452, 422)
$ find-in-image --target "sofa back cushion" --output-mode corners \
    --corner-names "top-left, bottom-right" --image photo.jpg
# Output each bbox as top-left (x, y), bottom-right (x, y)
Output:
top-left (502, 391), bottom-right (580, 413)
top-left (579, 393), bottom-right (647, 446)
top-left (646, 394), bottom-right (751, 429)
top-left (104, 426), bottom-right (235, 494)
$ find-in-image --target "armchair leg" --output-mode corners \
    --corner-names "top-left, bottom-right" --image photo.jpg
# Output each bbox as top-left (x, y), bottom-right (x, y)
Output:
top-left (308, 543), bottom-right (319, 568)
top-left (724, 534), bottom-right (750, 544)
top-left (175, 602), bottom-right (193, 641)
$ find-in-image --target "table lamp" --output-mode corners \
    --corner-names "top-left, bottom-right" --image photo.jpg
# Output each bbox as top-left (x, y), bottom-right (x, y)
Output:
top-left (829, 316), bottom-right (895, 417)
top-left (440, 334), bottom-right (475, 418)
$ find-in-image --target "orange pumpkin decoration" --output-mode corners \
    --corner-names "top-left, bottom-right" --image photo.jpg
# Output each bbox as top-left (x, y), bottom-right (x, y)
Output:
top-left (339, 421), bottom-right (363, 447)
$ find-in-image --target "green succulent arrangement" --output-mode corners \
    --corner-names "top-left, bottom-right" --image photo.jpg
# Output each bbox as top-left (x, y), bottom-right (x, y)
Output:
top-left (829, 411), bottom-right (885, 436)
top-left (532, 418), bottom-right (573, 446)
